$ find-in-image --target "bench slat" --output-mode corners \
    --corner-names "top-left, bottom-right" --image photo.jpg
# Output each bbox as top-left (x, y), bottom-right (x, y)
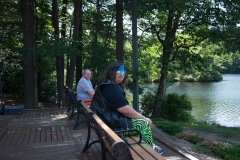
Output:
top-left (129, 136), bottom-right (166, 160)
top-left (129, 148), bottom-right (143, 160)
top-left (126, 137), bottom-right (156, 160)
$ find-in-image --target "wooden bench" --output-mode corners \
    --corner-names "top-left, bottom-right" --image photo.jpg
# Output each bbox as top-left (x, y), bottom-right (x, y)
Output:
top-left (64, 86), bottom-right (86, 129)
top-left (80, 101), bottom-right (166, 160)
top-left (64, 86), bottom-right (75, 118)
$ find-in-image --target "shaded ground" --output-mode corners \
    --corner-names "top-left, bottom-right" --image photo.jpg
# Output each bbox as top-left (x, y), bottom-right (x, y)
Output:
top-left (0, 94), bottom-right (58, 108)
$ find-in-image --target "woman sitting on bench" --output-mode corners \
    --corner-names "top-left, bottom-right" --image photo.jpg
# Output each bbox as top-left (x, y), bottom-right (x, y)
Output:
top-left (90, 61), bottom-right (163, 155)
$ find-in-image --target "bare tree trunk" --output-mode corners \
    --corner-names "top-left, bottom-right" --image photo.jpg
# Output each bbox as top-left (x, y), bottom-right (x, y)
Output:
top-left (116, 0), bottom-right (124, 63)
top-left (20, 0), bottom-right (36, 109)
top-left (76, 0), bottom-right (83, 87)
top-left (52, 0), bottom-right (64, 108)
top-left (66, 0), bottom-right (81, 90)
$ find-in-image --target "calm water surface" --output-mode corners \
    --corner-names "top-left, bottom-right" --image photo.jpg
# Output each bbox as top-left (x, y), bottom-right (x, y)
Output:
top-left (148, 74), bottom-right (240, 127)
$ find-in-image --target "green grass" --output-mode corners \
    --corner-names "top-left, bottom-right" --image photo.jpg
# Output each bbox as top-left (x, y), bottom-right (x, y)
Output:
top-left (152, 118), bottom-right (240, 138)
top-left (174, 121), bottom-right (240, 137)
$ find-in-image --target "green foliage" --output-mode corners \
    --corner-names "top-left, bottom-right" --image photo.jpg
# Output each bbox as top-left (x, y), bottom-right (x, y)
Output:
top-left (162, 93), bottom-right (192, 121)
top-left (216, 145), bottom-right (240, 160)
top-left (154, 121), bottom-right (183, 136)
top-left (177, 131), bottom-right (240, 160)
top-left (0, 49), bottom-right (24, 94)
top-left (140, 89), bottom-right (156, 117)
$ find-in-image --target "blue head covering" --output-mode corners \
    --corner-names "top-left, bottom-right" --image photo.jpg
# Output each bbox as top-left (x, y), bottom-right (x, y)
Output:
top-left (117, 65), bottom-right (125, 72)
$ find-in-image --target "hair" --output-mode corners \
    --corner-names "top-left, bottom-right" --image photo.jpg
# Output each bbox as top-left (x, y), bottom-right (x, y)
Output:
top-left (83, 69), bottom-right (91, 74)
top-left (98, 61), bottom-right (127, 89)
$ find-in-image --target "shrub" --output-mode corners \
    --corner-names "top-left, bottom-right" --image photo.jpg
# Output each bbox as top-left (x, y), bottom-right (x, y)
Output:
top-left (216, 145), bottom-right (240, 160)
top-left (162, 93), bottom-right (192, 121)
top-left (140, 90), bottom-right (156, 117)
top-left (177, 131), bottom-right (240, 160)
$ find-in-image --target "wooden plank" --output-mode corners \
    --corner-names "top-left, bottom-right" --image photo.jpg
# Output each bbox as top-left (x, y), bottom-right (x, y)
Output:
top-left (126, 137), bottom-right (156, 160)
top-left (45, 126), bottom-right (51, 142)
top-left (0, 116), bottom-right (13, 128)
top-left (0, 129), bottom-right (10, 146)
top-left (0, 130), bottom-right (8, 146)
top-left (0, 119), bottom-right (5, 127)
top-left (40, 126), bottom-right (46, 142)
top-left (89, 137), bottom-right (103, 160)
top-left (80, 138), bottom-right (96, 160)
top-left (65, 124), bottom-right (72, 140)
top-left (39, 110), bottom-right (44, 117)
top-left (51, 126), bottom-right (58, 142)
top-left (10, 128), bottom-right (21, 145)
top-left (35, 110), bottom-right (40, 118)
top-left (129, 147), bottom-right (143, 160)
top-left (35, 127), bottom-right (41, 143)
top-left (22, 128), bottom-right (31, 144)
top-left (23, 111), bottom-right (30, 118)
top-left (43, 109), bottom-right (47, 116)
top-left (60, 126), bottom-right (68, 141)
top-left (29, 127), bottom-right (36, 144)
top-left (14, 114), bottom-right (22, 119)
top-left (0, 128), bottom-right (7, 139)
top-left (130, 136), bottom-right (166, 160)
top-left (55, 126), bottom-right (63, 141)
top-left (16, 128), bottom-right (26, 145)
top-left (4, 129), bottom-right (15, 146)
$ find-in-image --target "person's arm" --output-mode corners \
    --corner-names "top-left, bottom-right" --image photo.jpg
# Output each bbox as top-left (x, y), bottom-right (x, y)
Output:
top-left (86, 89), bottom-right (95, 96)
top-left (117, 105), bottom-right (153, 126)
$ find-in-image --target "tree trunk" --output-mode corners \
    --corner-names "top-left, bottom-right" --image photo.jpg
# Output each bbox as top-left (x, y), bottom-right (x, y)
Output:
top-left (152, 10), bottom-right (178, 118)
top-left (116, 0), bottom-right (124, 62)
top-left (152, 66), bottom-right (167, 118)
top-left (61, 0), bottom-right (67, 38)
top-left (20, 0), bottom-right (36, 109)
top-left (76, 0), bottom-right (83, 87)
top-left (66, 0), bottom-right (81, 90)
top-left (52, 0), bottom-right (65, 108)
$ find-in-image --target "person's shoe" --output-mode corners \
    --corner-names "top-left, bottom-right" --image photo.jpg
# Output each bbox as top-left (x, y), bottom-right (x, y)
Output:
top-left (153, 144), bottom-right (163, 155)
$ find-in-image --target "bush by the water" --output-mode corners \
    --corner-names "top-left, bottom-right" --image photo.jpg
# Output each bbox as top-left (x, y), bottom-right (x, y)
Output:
top-left (140, 90), bottom-right (193, 122)
top-left (162, 93), bottom-right (192, 121)
top-left (140, 90), bottom-right (156, 117)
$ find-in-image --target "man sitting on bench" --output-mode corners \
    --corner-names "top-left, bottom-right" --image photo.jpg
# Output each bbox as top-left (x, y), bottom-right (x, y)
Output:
top-left (90, 61), bottom-right (163, 155)
top-left (76, 69), bottom-right (95, 106)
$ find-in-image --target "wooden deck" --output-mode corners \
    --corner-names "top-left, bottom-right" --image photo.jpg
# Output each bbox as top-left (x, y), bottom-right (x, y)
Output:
top-left (0, 108), bottom-right (191, 160)
top-left (0, 108), bottom-right (114, 160)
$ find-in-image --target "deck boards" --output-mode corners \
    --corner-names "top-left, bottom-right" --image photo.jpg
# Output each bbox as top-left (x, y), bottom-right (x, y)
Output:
top-left (0, 108), bottom-right (115, 160)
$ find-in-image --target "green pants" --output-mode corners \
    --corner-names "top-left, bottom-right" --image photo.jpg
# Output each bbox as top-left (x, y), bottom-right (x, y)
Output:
top-left (125, 118), bottom-right (153, 147)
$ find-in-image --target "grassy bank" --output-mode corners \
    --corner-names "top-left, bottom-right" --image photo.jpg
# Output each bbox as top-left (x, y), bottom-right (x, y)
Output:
top-left (153, 119), bottom-right (240, 160)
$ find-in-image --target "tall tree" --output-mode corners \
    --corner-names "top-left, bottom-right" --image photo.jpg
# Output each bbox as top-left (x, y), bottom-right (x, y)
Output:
top-left (66, 0), bottom-right (80, 90)
top-left (52, 0), bottom-right (65, 108)
top-left (20, 0), bottom-right (36, 108)
top-left (116, 0), bottom-right (124, 62)
top-left (137, 0), bottom-right (232, 117)
top-left (75, 0), bottom-right (83, 87)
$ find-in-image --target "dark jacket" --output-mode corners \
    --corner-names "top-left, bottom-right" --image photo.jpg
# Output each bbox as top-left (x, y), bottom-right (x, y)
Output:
top-left (90, 80), bottom-right (133, 131)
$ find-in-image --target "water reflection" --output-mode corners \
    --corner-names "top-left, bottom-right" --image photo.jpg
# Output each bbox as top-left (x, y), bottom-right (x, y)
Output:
top-left (147, 74), bottom-right (240, 127)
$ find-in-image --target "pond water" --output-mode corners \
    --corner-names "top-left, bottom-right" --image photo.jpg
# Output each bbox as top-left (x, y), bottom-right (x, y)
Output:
top-left (144, 74), bottom-right (240, 127)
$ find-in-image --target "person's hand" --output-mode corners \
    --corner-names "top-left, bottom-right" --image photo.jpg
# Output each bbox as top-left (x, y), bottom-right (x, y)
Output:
top-left (145, 118), bottom-right (153, 127)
